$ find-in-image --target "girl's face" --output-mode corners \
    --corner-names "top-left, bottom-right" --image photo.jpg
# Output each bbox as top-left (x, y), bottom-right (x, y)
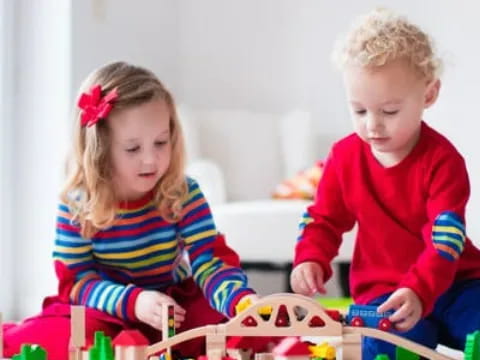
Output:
top-left (108, 99), bottom-right (172, 201)
top-left (343, 59), bottom-right (439, 167)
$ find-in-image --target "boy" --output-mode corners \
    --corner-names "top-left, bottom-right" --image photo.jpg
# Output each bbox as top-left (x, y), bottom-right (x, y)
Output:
top-left (291, 8), bottom-right (480, 359)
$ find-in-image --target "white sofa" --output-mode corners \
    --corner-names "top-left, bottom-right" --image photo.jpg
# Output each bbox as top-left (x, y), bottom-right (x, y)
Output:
top-left (181, 106), bottom-right (355, 294)
top-left (212, 199), bottom-right (354, 264)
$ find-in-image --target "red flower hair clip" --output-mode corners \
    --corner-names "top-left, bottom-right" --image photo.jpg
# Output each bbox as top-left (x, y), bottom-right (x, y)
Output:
top-left (77, 84), bottom-right (118, 127)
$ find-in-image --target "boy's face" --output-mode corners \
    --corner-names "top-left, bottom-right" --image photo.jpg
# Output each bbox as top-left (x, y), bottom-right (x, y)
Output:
top-left (108, 99), bottom-right (172, 201)
top-left (343, 59), bottom-right (439, 166)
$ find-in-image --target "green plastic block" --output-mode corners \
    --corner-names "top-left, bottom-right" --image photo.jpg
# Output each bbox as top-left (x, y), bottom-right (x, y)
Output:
top-left (89, 331), bottom-right (114, 360)
top-left (465, 330), bottom-right (480, 360)
top-left (12, 344), bottom-right (46, 360)
top-left (396, 346), bottom-right (419, 360)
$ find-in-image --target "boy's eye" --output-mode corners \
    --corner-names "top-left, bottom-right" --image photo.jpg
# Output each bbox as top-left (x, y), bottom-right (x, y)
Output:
top-left (126, 146), bottom-right (140, 153)
top-left (383, 110), bottom-right (399, 115)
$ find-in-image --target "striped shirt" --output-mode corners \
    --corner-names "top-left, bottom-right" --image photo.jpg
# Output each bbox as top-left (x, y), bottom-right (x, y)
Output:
top-left (53, 177), bottom-right (254, 320)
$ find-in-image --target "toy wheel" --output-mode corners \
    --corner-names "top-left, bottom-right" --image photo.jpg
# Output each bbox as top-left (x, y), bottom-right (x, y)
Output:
top-left (378, 318), bottom-right (392, 331)
top-left (351, 316), bottom-right (364, 327)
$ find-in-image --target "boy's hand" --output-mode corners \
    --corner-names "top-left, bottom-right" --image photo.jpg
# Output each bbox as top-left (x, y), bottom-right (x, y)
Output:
top-left (134, 290), bottom-right (186, 330)
top-left (377, 287), bottom-right (423, 332)
top-left (290, 262), bottom-right (327, 296)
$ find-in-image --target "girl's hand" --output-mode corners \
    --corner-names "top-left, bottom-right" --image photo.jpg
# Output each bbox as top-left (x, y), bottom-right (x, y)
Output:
top-left (290, 261), bottom-right (327, 296)
top-left (134, 290), bottom-right (186, 330)
top-left (377, 287), bottom-right (423, 332)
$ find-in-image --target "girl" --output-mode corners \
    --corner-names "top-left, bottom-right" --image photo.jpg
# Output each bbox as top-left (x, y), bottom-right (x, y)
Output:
top-left (3, 61), bottom-right (257, 360)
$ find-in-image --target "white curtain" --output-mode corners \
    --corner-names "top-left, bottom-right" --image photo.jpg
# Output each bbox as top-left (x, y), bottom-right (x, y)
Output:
top-left (9, 0), bottom-right (71, 319)
top-left (0, 0), bottom-right (14, 320)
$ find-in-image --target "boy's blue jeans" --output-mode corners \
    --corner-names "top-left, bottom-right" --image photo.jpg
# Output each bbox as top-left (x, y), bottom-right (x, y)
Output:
top-left (363, 279), bottom-right (480, 360)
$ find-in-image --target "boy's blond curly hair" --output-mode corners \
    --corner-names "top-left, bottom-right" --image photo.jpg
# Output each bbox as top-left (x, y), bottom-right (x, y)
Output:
top-left (333, 8), bottom-right (442, 81)
top-left (62, 61), bottom-right (188, 239)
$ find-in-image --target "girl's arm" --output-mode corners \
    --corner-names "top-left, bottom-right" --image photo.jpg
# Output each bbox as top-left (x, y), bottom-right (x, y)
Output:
top-left (179, 178), bottom-right (256, 317)
top-left (52, 203), bottom-right (142, 321)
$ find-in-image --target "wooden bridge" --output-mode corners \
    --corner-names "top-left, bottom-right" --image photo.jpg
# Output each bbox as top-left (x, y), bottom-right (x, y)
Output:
top-left (146, 293), bottom-right (457, 360)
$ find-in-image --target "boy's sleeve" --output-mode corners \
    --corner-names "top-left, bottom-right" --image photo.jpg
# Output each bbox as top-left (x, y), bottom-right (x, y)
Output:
top-left (398, 152), bottom-right (469, 316)
top-left (179, 178), bottom-right (256, 317)
top-left (53, 203), bottom-right (142, 321)
top-left (294, 152), bottom-right (355, 282)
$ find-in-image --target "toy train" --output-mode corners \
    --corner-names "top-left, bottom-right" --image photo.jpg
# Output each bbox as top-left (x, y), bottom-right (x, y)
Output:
top-left (245, 303), bottom-right (394, 331)
top-left (344, 304), bottom-right (394, 331)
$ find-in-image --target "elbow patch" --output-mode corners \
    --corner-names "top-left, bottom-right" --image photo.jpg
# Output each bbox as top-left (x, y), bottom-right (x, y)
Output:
top-left (297, 212), bottom-right (313, 241)
top-left (432, 211), bottom-right (466, 261)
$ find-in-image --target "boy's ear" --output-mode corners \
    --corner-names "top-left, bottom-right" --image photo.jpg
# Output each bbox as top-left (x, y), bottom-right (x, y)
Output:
top-left (424, 79), bottom-right (441, 108)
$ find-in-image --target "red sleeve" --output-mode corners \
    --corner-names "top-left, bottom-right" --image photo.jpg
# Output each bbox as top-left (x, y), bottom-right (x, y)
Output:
top-left (399, 151), bottom-right (469, 316)
top-left (294, 151), bottom-right (356, 281)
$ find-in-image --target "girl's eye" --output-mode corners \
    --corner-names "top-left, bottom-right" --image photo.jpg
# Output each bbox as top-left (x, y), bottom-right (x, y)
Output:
top-left (126, 146), bottom-right (140, 153)
top-left (355, 109), bottom-right (366, 115)
top-left (383, 110), bottom-right (399, 115)
top-left (155, 141), bottom-right (168, 147)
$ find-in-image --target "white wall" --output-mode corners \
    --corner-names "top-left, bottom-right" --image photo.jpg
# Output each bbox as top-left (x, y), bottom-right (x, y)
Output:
top-left (71, 0), bottom-right (181, 99)
top-left (11, 0), bottom-right (71, 319)
top-left (429, 4), bottom-right (480, 245)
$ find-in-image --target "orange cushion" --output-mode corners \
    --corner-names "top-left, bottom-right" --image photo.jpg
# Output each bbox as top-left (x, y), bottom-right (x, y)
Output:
top-left (272, 160), bottom-right (324, 200)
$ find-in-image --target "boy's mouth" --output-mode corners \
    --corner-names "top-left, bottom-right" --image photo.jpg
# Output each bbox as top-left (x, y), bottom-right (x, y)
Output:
top-left (369, 137), bottom-right (389, 142)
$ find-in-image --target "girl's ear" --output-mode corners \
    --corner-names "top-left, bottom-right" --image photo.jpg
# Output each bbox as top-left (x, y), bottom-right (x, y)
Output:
top-left (424, 79), bottom-right (441, 108)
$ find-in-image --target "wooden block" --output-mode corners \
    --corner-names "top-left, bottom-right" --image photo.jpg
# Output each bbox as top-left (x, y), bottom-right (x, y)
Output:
top-left (342, 333), bottom-right (362, 360)
top-left (71, 306), bottom-right (86, 348)
top-left (206, 333), bottom-right (226, 360)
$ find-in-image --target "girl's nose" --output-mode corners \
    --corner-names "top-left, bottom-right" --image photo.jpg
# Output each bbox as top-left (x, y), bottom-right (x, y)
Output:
top-left (142, 149), bottom-right (156, 166)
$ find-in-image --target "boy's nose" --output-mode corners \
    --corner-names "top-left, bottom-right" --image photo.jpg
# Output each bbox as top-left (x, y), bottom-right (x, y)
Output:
top-left (366, 115), bottom-right (383, 132)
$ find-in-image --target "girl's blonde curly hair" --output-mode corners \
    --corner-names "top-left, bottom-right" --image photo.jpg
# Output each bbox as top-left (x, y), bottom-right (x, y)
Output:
top-left (333, 8), bottom-right (442, 81)
top-left (62, 61), bottom-right (188, 239)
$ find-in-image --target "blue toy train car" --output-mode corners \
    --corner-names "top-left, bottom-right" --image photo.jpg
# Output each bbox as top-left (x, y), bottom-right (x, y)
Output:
top-left (345, 304), bottom-right (394, 331)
